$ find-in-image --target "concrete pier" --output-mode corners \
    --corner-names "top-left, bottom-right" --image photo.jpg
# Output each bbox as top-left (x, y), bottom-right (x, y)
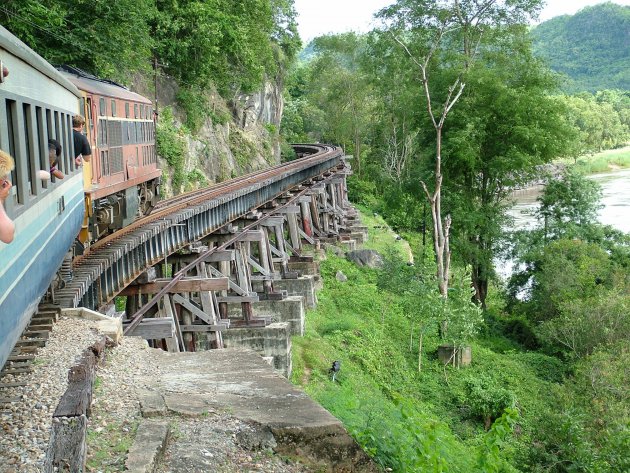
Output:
top-left (221, 322), bottom-right (292, 378)
top-left (227, 296), bottom-right (305, 336)
top-left (132, 348), bottom-right (378, 472)
top-left (266, 276), bottom-right (318, 308)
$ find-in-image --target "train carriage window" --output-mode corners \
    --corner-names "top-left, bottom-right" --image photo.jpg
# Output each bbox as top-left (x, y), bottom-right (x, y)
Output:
top-left (22, 103), bottom-right (35, 196)
top-left (5, 99), bottom-right (18, 203)
top-left (125, 102), bottom-right (130, 119)
top-left (62, 113), bottom-right (74, 173)
top-left (111, 100), bottom-right (116, 117)
top-left (134, 104), bottom-right (138, 119)
top-left (35, 107), bottom-right (48, 190)
top-left (99, 98), bottom-right (106, 116)
top-left (86, 97), bottom-right (93, 144)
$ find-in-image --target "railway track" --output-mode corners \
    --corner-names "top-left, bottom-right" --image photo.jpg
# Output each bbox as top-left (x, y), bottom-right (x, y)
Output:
top-left (0, 303), bottom-right (61, 404)
top-left (0, 144), bottom-right (350, 401)
top-left (60, 144), bottom-right (345, 311)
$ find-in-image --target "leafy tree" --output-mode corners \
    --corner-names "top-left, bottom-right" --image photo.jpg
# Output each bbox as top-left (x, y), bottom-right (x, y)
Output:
top-left (377, 0), bottom-right (544, 299)
top-left (537, 170), bottom-right (603, 239)
top-left (442, 29), bottom-right (574, 307)
top-left (2, 0), bottom-right (155, 82)
top-left (304, 33), bottom-right (374, 175)
top-left (540, 291), bottom-right (630, 358)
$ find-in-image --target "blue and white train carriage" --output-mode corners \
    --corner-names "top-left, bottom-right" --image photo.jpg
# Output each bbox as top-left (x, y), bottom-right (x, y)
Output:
top-left (0, 26), bottom-right (84, 369)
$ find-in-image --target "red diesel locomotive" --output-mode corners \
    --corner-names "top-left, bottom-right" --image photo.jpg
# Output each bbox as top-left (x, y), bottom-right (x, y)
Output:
top-left (58, 66), bottom-right (161, 244)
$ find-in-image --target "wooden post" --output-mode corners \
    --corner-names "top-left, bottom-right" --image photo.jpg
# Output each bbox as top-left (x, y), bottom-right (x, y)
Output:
top-left (299, 200), bottom-right (313, 238)
top-left (259, 228), bottom-right (274, 294)
top-left (286, 212), bottom-right (302, 252)
top-left (44, 337), bottom-right (107, 473)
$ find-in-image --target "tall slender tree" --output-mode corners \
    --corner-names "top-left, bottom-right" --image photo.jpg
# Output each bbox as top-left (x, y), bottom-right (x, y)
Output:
top-left (378, 0), bottom-right (543, 298)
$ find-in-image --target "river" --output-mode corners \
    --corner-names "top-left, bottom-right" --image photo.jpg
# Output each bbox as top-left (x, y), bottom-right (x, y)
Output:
top-left (500, 168), bottom-right (630, 279)
top-left (508, 168), bottom-right (630, 233)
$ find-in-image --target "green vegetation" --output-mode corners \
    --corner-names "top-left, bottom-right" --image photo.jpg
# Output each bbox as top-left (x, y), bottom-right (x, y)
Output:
top-left (282, 2), bottom-right (630, 470)
top-left (155, 107), bottom-right (187, 194)
top-left (295, 205), bottom-right (630, 471)
top-left (531, 2), bottom-right (630, 93)
top-left (86, 419), bottom-right (139, 472)
top-left (2, 0), bottom-right (301, 94)
top-left (570, 146), bottom-right (630, 174)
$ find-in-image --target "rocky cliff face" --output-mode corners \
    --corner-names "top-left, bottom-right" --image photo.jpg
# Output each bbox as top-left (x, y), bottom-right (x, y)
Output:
top-left (134, 74), bottom-right (283, 196)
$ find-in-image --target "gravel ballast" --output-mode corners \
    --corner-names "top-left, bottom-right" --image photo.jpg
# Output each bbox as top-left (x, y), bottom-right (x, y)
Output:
top-left (0, 317), bottom-right (102, 473)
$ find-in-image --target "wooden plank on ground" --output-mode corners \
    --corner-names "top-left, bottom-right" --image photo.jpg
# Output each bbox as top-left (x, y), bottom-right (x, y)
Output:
top-left (123, 319), bottom-right (175, 339)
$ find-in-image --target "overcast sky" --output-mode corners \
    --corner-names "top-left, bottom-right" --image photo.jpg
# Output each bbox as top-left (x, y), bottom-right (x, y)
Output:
top-left (293, 0), bottom-right (630, 42)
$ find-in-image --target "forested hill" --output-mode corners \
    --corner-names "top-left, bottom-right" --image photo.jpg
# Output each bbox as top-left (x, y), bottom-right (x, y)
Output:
top-left (531, 2), bottom-right (630, 92)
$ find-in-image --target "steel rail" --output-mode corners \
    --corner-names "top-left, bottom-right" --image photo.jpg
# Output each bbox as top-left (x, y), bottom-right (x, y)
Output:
top-left (76, 144), bottom-right (339, 265)
top-left (58, 144), bottom-right (345, 311)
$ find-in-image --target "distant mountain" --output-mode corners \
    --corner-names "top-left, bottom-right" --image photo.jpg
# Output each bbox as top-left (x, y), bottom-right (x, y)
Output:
top-left (531, 2), bottom-right (630, 92)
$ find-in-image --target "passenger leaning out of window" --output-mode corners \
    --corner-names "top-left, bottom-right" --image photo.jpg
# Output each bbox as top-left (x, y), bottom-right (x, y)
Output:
top-left (0, 150), bottom-right (16, 243)
top-left (48, 139), bottom-right (64, 179)
top-left (72, 115), bottom-right (91, 166)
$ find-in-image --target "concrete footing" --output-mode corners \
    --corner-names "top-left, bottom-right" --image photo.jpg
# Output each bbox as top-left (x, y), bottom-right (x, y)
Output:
top-left (125, 419), bottom-right (170, 473)
top-left (287, 260), bottom-right (320, 276)
top-left (227, 296), bottom-right (305, 336)
top-left (221, 322), bottom-right (292, 378)
top-left (340, 239), bottom-right (357, 251)
top-left (137, 348), bottom-right (378, 472)
top-left (260, 276), bottom-right (317, 308)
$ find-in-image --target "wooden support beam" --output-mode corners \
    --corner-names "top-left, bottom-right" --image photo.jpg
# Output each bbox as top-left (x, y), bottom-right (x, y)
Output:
top-left (172, 294), bottom-right (218, 326)
top-left (165, 250), bottom-right (235, 264)
top-left (212, 230), bottom-right (264, 243)
top-left (180, 324), bottom-right (228, 332)
top-left (215, 295), bottom-right (259, 303)
top-left (119, 277), bottom-right (229, 295)
top-left (259, 216), bottom-right (285, 226)
top-left (275, 205), bottom-right (300, 214)
top-left (163, 295), bottom-right (185, 351)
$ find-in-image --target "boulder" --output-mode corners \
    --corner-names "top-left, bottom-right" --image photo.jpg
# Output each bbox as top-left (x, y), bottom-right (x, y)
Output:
top-left (335, 271), bottom-right (348, 282)
top-left (345, 249), bottom-right (384, 269)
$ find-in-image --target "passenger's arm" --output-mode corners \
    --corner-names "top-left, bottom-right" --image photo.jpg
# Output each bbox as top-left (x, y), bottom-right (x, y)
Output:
top-left (0, 183), bottom-right (15, 244)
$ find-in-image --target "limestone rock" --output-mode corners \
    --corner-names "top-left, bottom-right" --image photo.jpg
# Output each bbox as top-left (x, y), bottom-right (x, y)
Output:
top-left (346, 250), bottom-right (384, 269)
top-left (335, 271), bottom-right (348, 282)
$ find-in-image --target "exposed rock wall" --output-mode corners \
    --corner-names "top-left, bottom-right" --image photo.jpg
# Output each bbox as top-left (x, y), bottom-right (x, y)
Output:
top-left (133, 73), bottom-right (283, 196)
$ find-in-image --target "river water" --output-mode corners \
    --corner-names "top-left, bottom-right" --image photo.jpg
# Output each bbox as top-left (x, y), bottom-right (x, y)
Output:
top-left (508, 168), bottom-right (630, 233)
top-left (500, 168), bottom-right (630, 279)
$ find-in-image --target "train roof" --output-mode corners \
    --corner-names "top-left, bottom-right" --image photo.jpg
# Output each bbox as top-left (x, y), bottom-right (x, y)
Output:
top-left (0, 26), bottom-right (81, 99)
top-left (57, 65), bottom-right (152, 105)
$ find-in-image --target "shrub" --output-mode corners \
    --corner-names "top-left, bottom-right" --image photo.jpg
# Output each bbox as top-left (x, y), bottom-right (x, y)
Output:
top-left (462, 374), bottom-right (517, 429)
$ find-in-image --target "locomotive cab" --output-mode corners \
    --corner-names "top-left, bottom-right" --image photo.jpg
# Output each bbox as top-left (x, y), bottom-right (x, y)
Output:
top-left (57, 66), bottom-right (161, 244)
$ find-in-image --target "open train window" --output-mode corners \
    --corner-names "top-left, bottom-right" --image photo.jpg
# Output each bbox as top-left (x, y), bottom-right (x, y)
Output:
top-left (125, 102), bottom-right (130, 118)
top-left (35, 107), bottom-right (48, 191)
top-left (134, 104), bottom-right (138, 119)
top-left (99, 98), bottom-right (106, 116)
top-left (5, 99), bottom-right (19, 204)
top-left (22, 103), bottom-right (35, 196)
top-left (111, 100), bottom-right (116, 117)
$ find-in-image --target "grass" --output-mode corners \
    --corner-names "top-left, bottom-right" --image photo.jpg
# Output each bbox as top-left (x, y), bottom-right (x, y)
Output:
top-left (291, 209), bottom-right (569, 471)
top-left (561, 146), bottom-right (630, 174)
top-left (86, 419), bottom-right (139, 472)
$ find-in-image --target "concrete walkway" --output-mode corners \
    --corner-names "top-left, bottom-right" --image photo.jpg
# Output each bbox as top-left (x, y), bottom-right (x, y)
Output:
top-left (128, 348), bottom-right (376, 472)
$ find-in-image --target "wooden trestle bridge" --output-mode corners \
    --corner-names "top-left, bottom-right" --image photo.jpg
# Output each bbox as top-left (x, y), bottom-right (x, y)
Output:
top-left (55, 144), bottom-right (362, 354)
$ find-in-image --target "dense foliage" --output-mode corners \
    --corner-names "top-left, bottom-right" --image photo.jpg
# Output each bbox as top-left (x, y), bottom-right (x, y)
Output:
top-left (281, 2), bottom-right (630, 471)
top-left (1, 0), bottom-right (301, 94)
top-left (531, 2), bottom-right (630, 93)
top-left (293, 209), bottom-right (630, 471)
